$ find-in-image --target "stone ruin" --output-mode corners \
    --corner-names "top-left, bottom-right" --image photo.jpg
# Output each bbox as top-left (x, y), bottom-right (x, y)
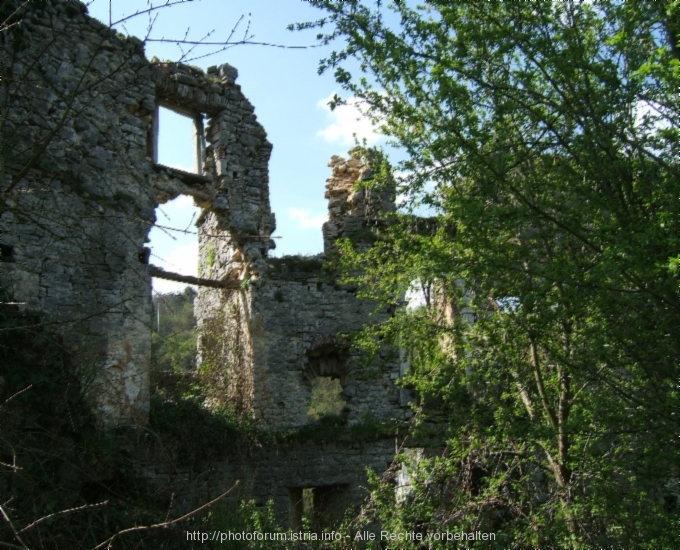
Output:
top-left (195, 146), bottom-right (409, 429)
top-left (0, 0), bottom-right (412, 528)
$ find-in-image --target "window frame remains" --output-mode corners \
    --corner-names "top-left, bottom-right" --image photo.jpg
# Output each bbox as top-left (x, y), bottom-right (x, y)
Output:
top-left (149, 102), bottom-right (207, 180)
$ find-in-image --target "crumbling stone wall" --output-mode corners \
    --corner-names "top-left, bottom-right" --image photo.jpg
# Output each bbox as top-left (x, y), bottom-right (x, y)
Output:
top-left (196, 150), bottom-right (410, 429)
top-left (323, 149), bottom-right (396, 252)
top-left (0, 0), bottom-right (273, 426)
top-left (1, 0), bottom-right (404, 431)
top-left (1, 0), bottom-right (408, 528)
top-left (136, 436), bottom-right (397, 529)
top-left (0, 0), bottom-right (156, 425)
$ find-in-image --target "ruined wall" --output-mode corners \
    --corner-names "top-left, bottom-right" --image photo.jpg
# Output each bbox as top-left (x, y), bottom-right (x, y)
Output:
top-left (0, 0), bottom-right (273, 426)
top-left (246, 260), bottom-right (406, 428)
top-left (196, 150), bottom-right (410, 429)
top-left (137, 437), bottom-right (397, 529)
top-left (323, 149), bottom-right (396, 253)
top-left (0, 0), bottom-right (403, 431)
top-left (152, 60), bottom-right (275, 257)
top-left (1, 0), bottom-right (408, 528)
top-left (0, 0), bottom-right (156, 425)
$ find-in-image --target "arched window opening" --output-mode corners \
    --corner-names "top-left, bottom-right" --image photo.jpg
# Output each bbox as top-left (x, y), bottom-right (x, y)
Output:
top-left (304, 342), bottom-right (348, 421)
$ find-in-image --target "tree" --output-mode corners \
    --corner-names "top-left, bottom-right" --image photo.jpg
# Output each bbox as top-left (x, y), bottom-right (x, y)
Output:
top-left (152, 286), bottom-right (198, 373)
top-left (299, 1), bottom-right (680, 547)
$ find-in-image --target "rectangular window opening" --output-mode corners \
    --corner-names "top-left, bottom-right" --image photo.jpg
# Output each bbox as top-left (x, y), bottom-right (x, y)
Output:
top-left (150, 103), bottom-right (205, 175)
top-left (289, 485), bottom-right (350, 531)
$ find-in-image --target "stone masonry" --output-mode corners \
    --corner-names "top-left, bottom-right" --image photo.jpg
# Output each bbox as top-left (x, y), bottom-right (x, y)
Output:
top-left (0, 0), bottom-right (273, 426)
top-left (195, 148), bottom-right (410, 429)
top-left (1, 0), bottom-right (156, 425)
top-left (1, 0), bottom-right (409, 528)
top-left (323, 150), bottom-right (396, 252)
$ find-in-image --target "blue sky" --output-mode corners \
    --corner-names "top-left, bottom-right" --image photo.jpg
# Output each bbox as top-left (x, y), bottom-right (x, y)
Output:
top-left (86, 0), bottom-right (385, 292)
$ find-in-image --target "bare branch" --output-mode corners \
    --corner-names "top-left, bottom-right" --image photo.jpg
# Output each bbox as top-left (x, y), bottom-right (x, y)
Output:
top-left (0, 0), bottom-right (29, 33)
top-left (19, 501), bottom-right (108, 534)
top-left (110, 1), bottom-right (198, 28)
top-left (0, 506), bottom-right (29, 550)
top-left (145, 38), bottom-right (319, 49)
top-left (0, 541), bottom-right (25, 550)
top-left (0, 386), bottom-right (32, 411)
top-left (92, 480), bottom-right (240, 550)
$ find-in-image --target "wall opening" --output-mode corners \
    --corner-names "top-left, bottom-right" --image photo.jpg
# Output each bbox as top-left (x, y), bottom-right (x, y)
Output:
top-left (305, 342), bottom-right (348, 421)
top-left (0, 244), bottom-right (15, 263)
top-left (153, 104), bottom-right (204, 174)
top-left (308, 378), bottom-right (346, 421)
top-left (151, 286), bottom-right (198, 373)
top-left (289, 485), bottom-right (350, 531)
top-left (148, 194), bottom-right (201, 294)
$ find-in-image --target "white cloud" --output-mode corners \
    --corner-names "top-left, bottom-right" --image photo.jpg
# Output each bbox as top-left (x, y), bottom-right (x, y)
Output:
top-left (165, 241), bottom-right (198, 276)
top-left (152, 241), bottom-right (198, 294)
top-left (317, 94), bottom-right (383, 145)
top-left (289, 208), bottom-right (327, 229)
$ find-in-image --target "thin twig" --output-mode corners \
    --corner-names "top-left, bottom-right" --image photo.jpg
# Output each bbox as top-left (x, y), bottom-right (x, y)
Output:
top-left (145, 39), bottom-right (320, 49)
top-left (111, 1), bottom-right (196, 27)
top-left (0, 0), bottom-right (30, 32)
top-left (92, 480), bottom-right (240, 550)
top-left (19, 501), bottom-right (108, 533)
top-left (0, 386), bottom-right (32, 411)
top-left (154, 224), bottom-right (281, 238)
top-left (164, 493), bottom-right (175, 523)
top-left (0, 506), bottom-right (29, 550)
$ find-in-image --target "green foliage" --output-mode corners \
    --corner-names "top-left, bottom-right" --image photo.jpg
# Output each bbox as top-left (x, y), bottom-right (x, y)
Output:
top-left (307, 377), bottom-right (346, 420)
top-left (196, 303), bottom-right (252, 413)
top-left (204, 499), bottom-right (291, 550)
top-left (149, 382), bottom-right (269, 463)
top-left (205, 242), bottom-right (216, 267)
top-left (278, 414), bottom-right (399, 447)
top-left (151, 286), bottom-right (197, 373)
top-left (302, 1), bottom-right (680, 547)
top-left (0, 289), bottom-right (291, 549)
top-left (203, 496), bottom-right (349, 550)
top-left (0, 292), bottom-right (398, 548)
top-left (0, 300), bottom-right (181, 548)
top-left (149, 288), bottom-right (273, 459)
